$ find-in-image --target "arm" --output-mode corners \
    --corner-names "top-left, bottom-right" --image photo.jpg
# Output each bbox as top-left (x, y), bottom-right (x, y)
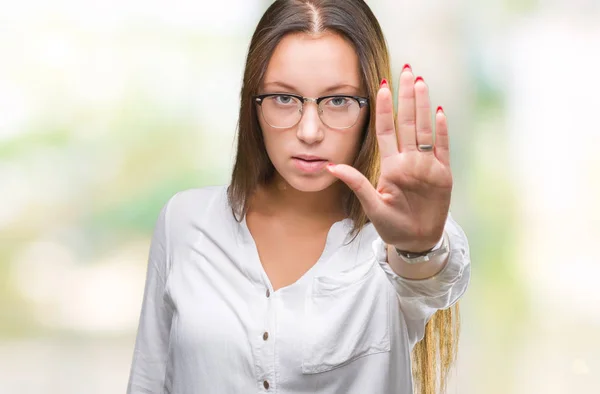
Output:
top-left (374, 212), bottom-right (471, 322)
top-left (325, 66), bottom-right (470, 343)
top-left (386, 230), bottom-right (449, 280)
top-left (127, 199), bottom-right (174, 393)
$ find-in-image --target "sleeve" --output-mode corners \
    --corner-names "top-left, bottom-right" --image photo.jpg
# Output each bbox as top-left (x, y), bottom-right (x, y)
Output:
top-left (127, 197), bottom-right (175, 393)
top-left (373, 212), bottom-right (471, 346)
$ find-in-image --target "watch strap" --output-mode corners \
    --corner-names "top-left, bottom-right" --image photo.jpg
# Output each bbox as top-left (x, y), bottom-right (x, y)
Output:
top-left (394, 232), bottom-right (449, 264)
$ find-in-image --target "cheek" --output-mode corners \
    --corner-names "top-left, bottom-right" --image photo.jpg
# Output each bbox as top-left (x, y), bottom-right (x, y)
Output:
top-left (327, 130), bottom-right (361, 166)
top-left (349, 131), bottom-right (365, 159)
top-left (342, 119), bottom-right (368, 161)
top-left (259, 120), bottom-right (285, 163)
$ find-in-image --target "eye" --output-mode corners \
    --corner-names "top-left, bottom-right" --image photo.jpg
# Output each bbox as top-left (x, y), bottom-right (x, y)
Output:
top-left (273, 95), bottom-right (296, 105)
top-left (325, 96), bottom-right (351, 107)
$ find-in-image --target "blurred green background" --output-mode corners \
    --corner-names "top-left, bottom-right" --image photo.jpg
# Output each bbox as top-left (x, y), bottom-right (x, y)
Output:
top-left (1, 0), bottom-right (599, 393)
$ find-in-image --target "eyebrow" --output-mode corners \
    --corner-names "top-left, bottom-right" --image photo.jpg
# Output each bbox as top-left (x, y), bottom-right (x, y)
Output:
top-left (262, 81), bottom-right (362, 95)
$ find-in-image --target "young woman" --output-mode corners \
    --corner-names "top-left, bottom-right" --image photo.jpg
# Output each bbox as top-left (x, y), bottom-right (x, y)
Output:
top-left (127, 1), bottom-right (471, 393)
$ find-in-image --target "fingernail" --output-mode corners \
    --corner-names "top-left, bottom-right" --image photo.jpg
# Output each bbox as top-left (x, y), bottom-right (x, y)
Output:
top-left (402, 63), bottom-right (412, 72)
top-left (380, 79), bottom-right (388, 89)
top-left (437, 106), bottom-right (444, 114)
top-left (326, 163), bottom-right (336, 172)
top-left (415, 76), bottom-right (424, 84)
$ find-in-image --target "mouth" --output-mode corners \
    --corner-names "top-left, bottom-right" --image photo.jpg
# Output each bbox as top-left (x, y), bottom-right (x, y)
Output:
top-left (292, 155), bottom-right (327, 162)
top-left (291, 155), bottom-right (329, 173)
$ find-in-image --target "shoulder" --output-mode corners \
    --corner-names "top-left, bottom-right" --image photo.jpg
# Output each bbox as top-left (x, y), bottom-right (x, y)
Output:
top-left (161, 184), bottom-right (229, 228)
top-left (169, 184), bottom-right (228, 208)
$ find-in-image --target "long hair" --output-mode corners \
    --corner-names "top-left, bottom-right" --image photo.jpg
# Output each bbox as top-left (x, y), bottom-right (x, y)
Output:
top-left (228, 1), bottom-right (460, 392)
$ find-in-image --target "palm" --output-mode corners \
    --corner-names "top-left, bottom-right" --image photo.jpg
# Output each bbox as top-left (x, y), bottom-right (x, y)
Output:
top-left (328, 66), bottom-right (453, 252)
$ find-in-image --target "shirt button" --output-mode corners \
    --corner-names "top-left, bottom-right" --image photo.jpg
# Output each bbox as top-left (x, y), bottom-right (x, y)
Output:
top-left (263, 380), bottom-right (270, 390)
top-left (266, 289), bottom-right (270, 298)
top-left (263, 331), bottom-right (269, 341)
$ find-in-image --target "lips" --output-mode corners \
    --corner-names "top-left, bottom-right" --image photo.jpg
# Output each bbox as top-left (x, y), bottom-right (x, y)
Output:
top-left (293, 154), bottom-right (327, 162)
top-left (291, 155), bottom-right (329, 173)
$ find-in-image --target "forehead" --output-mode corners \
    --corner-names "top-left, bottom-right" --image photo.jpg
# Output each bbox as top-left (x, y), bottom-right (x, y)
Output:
top-left (262, 32), bottom-right (362, 94)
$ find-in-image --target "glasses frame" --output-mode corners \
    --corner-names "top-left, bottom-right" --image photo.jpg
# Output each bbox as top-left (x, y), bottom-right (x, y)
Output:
top-left (253, 93), bottom-right (369, 129)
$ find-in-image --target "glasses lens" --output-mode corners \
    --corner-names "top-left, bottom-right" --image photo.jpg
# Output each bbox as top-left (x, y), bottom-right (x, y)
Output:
top-left (320, 97), bottom-right (361, 129)
top-left (261, 95), bottom-right (302, 128)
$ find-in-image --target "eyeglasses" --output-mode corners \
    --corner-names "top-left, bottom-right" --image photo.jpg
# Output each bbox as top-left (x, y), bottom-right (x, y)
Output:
top-left (253, 93), bottom-right (369, 129)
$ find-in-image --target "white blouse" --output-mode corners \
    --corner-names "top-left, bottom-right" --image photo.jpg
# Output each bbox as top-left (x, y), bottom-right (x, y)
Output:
top-left (127, 185), bottom-right (471, 394)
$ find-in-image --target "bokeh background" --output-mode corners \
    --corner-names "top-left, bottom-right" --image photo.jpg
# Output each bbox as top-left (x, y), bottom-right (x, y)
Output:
top-left (1, 0), bottom-right (599, 393)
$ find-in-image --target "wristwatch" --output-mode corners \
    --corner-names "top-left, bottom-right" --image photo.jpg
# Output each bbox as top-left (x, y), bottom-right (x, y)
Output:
top-left (394, 232), bottom-right (449, 264)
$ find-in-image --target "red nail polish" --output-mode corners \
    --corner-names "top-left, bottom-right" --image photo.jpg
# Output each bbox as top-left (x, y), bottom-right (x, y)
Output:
top-left (380, 78), bottom-right (388, 88)
top-left (437, 106), bottom-right (444, 114)
top-left (402, 63), bottom-right (412, 71)
top-left (415, 76), bottom-right (424, 84)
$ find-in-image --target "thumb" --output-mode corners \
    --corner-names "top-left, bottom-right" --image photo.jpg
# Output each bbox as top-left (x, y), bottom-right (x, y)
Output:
top-left (327, 163), bottom-right (380, 213)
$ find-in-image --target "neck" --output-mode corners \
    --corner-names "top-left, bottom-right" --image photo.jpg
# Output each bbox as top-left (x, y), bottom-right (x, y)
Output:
top-left (252, 175), bottom-right (346, 223)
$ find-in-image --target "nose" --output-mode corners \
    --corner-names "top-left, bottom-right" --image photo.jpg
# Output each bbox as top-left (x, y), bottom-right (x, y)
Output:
top-left (296, 101), bottom-right (324, 145)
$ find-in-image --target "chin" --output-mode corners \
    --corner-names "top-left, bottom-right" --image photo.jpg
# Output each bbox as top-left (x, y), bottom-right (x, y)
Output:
top-left (279, 172), bottom-right (338, 193)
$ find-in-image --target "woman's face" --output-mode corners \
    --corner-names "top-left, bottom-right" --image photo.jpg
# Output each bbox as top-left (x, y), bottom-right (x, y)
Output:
top-left (258, 32), bottom-right (369, 193)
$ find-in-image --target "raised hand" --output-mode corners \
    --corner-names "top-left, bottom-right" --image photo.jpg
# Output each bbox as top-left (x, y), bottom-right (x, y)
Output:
top-left (327, 64), bottom-right (453, 252)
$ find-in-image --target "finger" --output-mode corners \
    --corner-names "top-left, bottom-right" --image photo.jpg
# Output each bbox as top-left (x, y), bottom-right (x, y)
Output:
top-left (396, 64), bottom-right (417, 152)
top-left (414, 76), bottom-right (434, 152)
top-left (326, 164), bottom-right (380, 213)
top-left (434, 106), bottom-right (450, 166)
top-left (376, 79), bottom-right (399, 159)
